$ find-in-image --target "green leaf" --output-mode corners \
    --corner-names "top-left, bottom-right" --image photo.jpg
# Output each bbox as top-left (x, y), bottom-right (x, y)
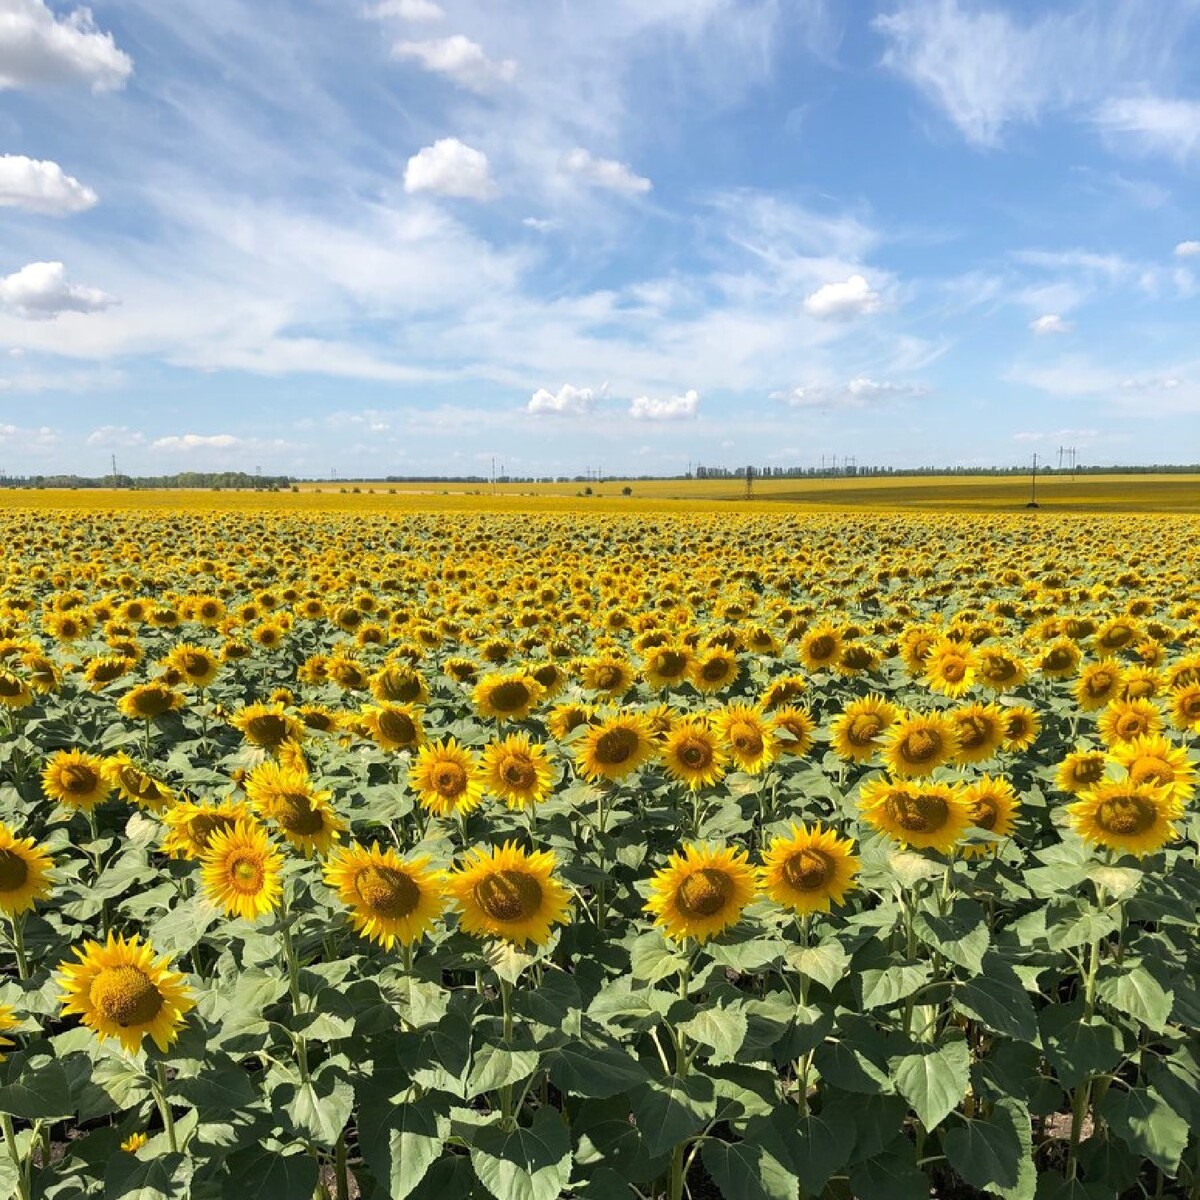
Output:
top-left (278, 1068), bottom-right (354, 1147)
top-left (914, 899), bottom-right (990, 973)
top-left (173, 1058), bottom-right (257, 1113)
top-left (784, 941), bottom-right (849, 992)
top-left (546, 1041), bottom-right (649, 1099)
top-left (955, 954), bottom-right (1038, 1042)
top-left (701, 1139), bottom-right (798, 1200)
top-left (889, 1035), bottom-right (969, 1129)
top-left (859, 962), bottom-right (931, 1010)
top-left (749, 1106), bottom-right (855, 1197)
top-left (680, 1005), bottom-right (749, 1064)
top-left (1096, 961), bottom-right (1173, 1032)
top-left (466, 1045), bottom-right (540, 1099)
top-left (632, 1074), bottom-right (716, 1158)
top-left (1099, 1086), bottom-right (1190, 1174)
top-left (629, 932), bottom-right (687, 984)
top-left (469, 1106), bottom-right (572, 1200)
top-left (358, 1095), bottom-right (444, 1200)
top-left (944, 1099), bottom-right (1036, 1200)
top-left (1039, 1003), bottom-right (1124, 1089)
top-left (848, 1151), bottom-right (930, 1200)
top-left (223, 1146), bottom-right (319, 1200)
top-left (887, 850), bottom-right (946, 888)
top-left (104, 1150), bottom-right (190, 1199)
top-left (0, 1055), bottom-right (74, 1119)
top-left (813, 1037), bottom-right (891, 1095)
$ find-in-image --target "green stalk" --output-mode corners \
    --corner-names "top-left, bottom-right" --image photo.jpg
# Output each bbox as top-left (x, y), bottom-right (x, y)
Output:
top-left (8, 914), bottom-right (28, 981)
top-left (334, 1131), bottom-right (350, 1200)
top-left (151, 1063), bottom-right (178, 1154)
top-left (2, 1113), bottom-right (30, 1200)
top-left (666, 945), bottom-right (693, 1200)
top-left (280, 904), bottom-right (310, 1083)
top-left (499, 978), bottom-right (515, 1130)
top-left (1066, 883), bottom-right (1106, 1181)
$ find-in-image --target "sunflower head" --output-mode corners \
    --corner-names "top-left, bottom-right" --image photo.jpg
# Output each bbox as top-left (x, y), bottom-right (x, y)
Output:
top-left (0, 823), bottom-right (55, 915)
top-left (714, 704), bottom-right (778, 775)
top-left (1110, 735), bottom-right (1196, 804)
top-left (1067, 781), bottom-right (1181, 857)
top-left (576, 714), bottom-right (656, 782)
top-left (472, 672), bottom-right (545, 722)
top-left (760, 824), bottom-right (859, 914)
top-left (409, 738), bottom-right (485, 817)
top-left (117, 683), bottom-right (186, 721)
top-left (770, 705), bottom-right (816, 757)
top-left (161, 800), bottom-right (250, 860)
top-left (662, 720), bottom-right (728, 790)
top-left (43, 748), bottom-right (112, 811)
top-left (950, 702), bottom-right (1006, 764)
top-left (103, 752), bottom-right (174, 812)
top-left (959, 776), bottom-right (1021, 858)
top-left (230, 702), bottom-right (304, 750)
top-left (447, 841), bottom-right (571, 947)
top-left (923, 639), bottom-right (976, 698)
top-left (645, 843), bottom-right (757, 944)
top-left (481, 733), bottom-right (554, 809)
top-left (1055, 750), bottom-right (1109, 796)
top-left (200, 819), bottom-right (284, 922)
top-left (859, 777), bottom-right (972, 854)
top-left (324, 843), bottom-right (447, 949)
top-left (361, 703), bottom-right (426, 751)
top-left (830, 695), bottom-right (897, 763)
top-left (883, 712), bottom-right (958, 777)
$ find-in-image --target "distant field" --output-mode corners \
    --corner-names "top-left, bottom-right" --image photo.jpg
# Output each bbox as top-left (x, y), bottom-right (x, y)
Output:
top-left (4, 472), bottom-right (1198, 513)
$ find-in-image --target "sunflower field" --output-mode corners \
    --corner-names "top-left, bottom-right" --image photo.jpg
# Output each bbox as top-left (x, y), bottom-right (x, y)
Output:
top-left (1, 500), bottom-right (1199, 1200)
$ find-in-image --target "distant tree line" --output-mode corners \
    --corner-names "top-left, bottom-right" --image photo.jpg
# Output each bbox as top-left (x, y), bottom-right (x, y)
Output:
top-left (0, 471), bottom-right (291, 490)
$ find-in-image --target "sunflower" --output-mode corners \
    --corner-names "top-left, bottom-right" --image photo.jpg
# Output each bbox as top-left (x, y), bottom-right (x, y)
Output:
top-left (882, 712), bottom-right (958, 777)
top-left (690, 648), bottom-right (740, 693)
top-left (324, 843), bottom-right (447, 949)
top-left (447, 842), bottom-right (571, 947)
top-left (1000, 705), bottom-right (1041, 751)
top-left (580, 655), bottom-right (636, 698)
top-left (20, 652), bottom-right (60, 693)
top-left (0, 669), bottom-right (32, 708)
top-left (797, 624), bottom-right (842, 673)
top-left (0, 823), bottom-right (54, 915)
top-left (661, 720), bottom-right (728, 790)
top-left (923, 639), bottom-right (976, 698)
top-left (1037, 639), bottom-right (1082, 680)
top-left (713, 704), bottom-right (778, 775)
top-left (120, 1132), bottom-right (148, 1154)
top-left (57, 933), bottom-right (194, 1053)
top-left (116, 683), bottom-right (185, 722)
top-left (760, 824), bottom-right (858, 914)
top-left (472, 672), bottom-right (545, 722)
top-left (482, 733), bottom-right (555, 809)
top-left (42, 748), bottom-right (112, 811)
top-left (547, 702), bottom-right (596, 740)
top-left (0, 1004), bottom-right (16, 1059)
top-left (361, 703), bottom-right (426, 751)
top-left (103, 752), bottom-right (174, 813)
top-left (82, 655), bottom-right (132, 692)
top-left (642, 702), bottom-right (679, 741)
top-left (161, 800), bottom-right (250, 860)
top-left (1055, 750), bottom-right (1109, 796)
top-left (444, 657), bottom-right (478, 684)
top-left (830, 695), bottom-right (898, 763)
top-left (528, 660), bottom-right (567, 699)
top-left (575, 713), bottom-right (656, 782)
top-left (165, 643), bottom-right (221, 689)
top-left (975, 647), bottom-right (1028, 692)
top-left (645, 843), bottom-right (757, 944)
top-left (371, 663), bottom-right (429, 706)
top-left (950, 702), bottom-right (1006, 764)
top-left (771, 705), bottom-right (817, 757)
top-left (1117, 666), bottom-right (1162, 702)
top-left (200, 820), bottom-right (284, 921)
top-left (1097, 698), bottom-right (1164, 747)
top-left (642, 645), bottom-right (693, 690)
top-left (1067, 782), bottom-right (1181, 857)
top-left (1168, 684), bottom-right (1200, 733)
top-left (409, 739), bottom-right (485, 817)
top-left (298, 704), bottom-right (342, 734)
top-left (230, 702), bottom-right (305, 751)
top-left (1076, 660), bottom-right (1124, 711)
top-left (244, 762), bottom-right (345, 856)
top-left (1110, 735), bottom-right (1196, 804)
top-left (859, 778), bottom-right (972, 854)
top-left (960, 776), bottom-right (1021, 857)
top-left (760, 674), bottom-right (807, 711)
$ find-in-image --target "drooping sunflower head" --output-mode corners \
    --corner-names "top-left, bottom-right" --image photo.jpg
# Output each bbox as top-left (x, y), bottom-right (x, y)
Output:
top-left (199, 819), bottom-right (284, 922)
top-left (324, 843), bottom-right (447, 949)
top-left (883, 712), bottom-right (958, 777)
top-left (230, 702), bottom-right (305, 750)
top-left (661, 720), bottom-right (728, 790)
top-left (0, 668), bottom-right (33, 709)
top-left (472, 672), bottom-right (545, 722)
top-left (859, 777), bottom-right (972, 854)
top-left (370, 663), bottom-right (429, 706)
top-left (1067, 781), bottom-right (1181, 857)
top-left (576, 714), bottom-right (656, 782)
top-left (713, 704), bottom-right (778, 775)
top-left (57, 932), bottom-right (195, 1054)
top-left (361, 703), bottom-right (426, 751)
top-left (760, 823), bottom-right (859, 914)
top-left (1097, 698), bottom-right (1164, 747)
top-left (949, 702), bottom-right (1006, 764)
top-left (547, 702), bottom-right (596, 740)
top-left (0, 822), bottom-right (55, 915)
top-left (1110, 735), bottom-right (1196, 804)
top-left (161, 800), bottom-right (250, 860)
top-left (481, 733), bottom-right (555, 809)
top-left (409, 738), bottom-right (485, 817)
top-left (770, 705), bottom-right (817, 758)
top-left (42, 748), bottom-right (112, 811)
top-left (959, 776), bottom-right (1021, 858)
top-left (116, 682), bottom-right (186, 722)
top-left (447, 841), bottom-right (571, 947)
top-left (830, 695), bottom-right (898, 763)
top-left (103, 752), bottom-right (174, 812)
top-left (1055, 750), bottom-right (1109, 796)
top-left (645, 843), bottom-right (757, 944)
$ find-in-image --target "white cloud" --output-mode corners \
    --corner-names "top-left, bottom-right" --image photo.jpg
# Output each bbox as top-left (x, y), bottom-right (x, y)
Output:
top-left (0, 422), bottom-right (59, 450)
top-left (802, 274), bottom-right (881, 320)
top-left (0, 261), bottom-right (117, 319)
top-left (773, 377), bottom-right (927, 408)
top-left (366, 0), bottom-right (444, 20)
top-left (0, 155), bottom-right (97, 214)
top-left (1013, 427), bottom-right (1099, 442)
top-left (1030, 313), bottom-right (1071, 335)
top-left (151, 433), bottom-right (241, 451)
top-left (1095, 96), bottom-right (1200, 161)
top-left (403, 138), bottom-right (495, 200)
top-left (1175, 240), bottom-right (1200, 257)
top-left (0, 0), bottom-right (132, 92)
top-left (559, 148), bottom-right (651, 194)
top-left (393, 35), bottom-right (516, 90)
top-left (522, 216), bottom-right (557, 232)
top-left (527, 383), bottom-right (596, 415)
top-left (86, 425), bottom-right (145, 447)
top-left (629, 389), bottom-right (699, 420)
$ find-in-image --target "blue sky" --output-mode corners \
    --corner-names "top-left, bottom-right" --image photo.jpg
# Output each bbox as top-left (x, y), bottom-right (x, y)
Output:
top-left (0, 0), bottom-right (1198, 478)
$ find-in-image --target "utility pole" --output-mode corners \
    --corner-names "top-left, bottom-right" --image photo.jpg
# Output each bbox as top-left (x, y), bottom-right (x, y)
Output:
top-left (111, 453), bottom-right (119, 486)
top-left (1027, 453), bottom-right (1039, 508)
top-left (744, 465), bottom-right (754, 500)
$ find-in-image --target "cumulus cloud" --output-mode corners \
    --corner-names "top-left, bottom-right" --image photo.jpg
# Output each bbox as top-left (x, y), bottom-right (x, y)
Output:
top-left (1030, 313), bottom-right (1071, 335)
top-left (527, 384), bottom-right (597, 415)
top-left (0, 0), bottom-right (132, 92)
top-left (1095, 96), bottom-right (1200, 161)
top-left (393, 36), bottom-right (516, 90)
top-left (802, 274), bottom-right (881, 320)
top-left (0, 261), bottom-right (117, 318)
top-left (629, 389), bottom-right (699, 420)
top-left (1013, 427), bottom-right (1098, 442)
top-left (403, 138), bottom-right (495, 200)
top-left (86, 425), bottom-right (145, 447)
top-left (0, 422), bottom-right (59, 449)
top-left (1174, 240), bottom-right (1200, 257)
top-left (151, 433), bottom-right (241, 451)
top-left (773, 377), bottom-right (927, 408)
top-left (366, 0), bottom-right (444, 20)
top-left (0, 154), bottom-right (97, 214)
top-left (559, 148), bottom-right (651, 194)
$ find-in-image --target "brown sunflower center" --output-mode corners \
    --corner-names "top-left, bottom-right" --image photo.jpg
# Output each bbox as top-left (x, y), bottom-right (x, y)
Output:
top-left (380, 674), bottom-right (422, 702)
top-left (700, 658), bottom-right (731, 682)
top-left (899, 729), bottom-right (943, 764)
top-left (90, 660), bottom-right (127, 683)
top-left (806, 635), bottom-right (836, 661)
top-left (939, 658), bottom-right (967, 682)
top-left (676, 737), bottom-right (713, 770)
top-left (842, 646), bottom-right (873, 670)
top-left (956, 716), bottom-right (992, 750)
top-left (594, 726), bottom-right (638, 765)
top-left (1095, 794), bottom-right (1158, 836)
top-left (729, 721), bottom-right (764, 757)
top-left (131, 688), bottom-right (174, 717)
top-left (1071, 757), bottom-right (1105, 786)
top-left (473, 870), bottom-right (542, 923)
top-left (230, 854), bottom-right (265, 892)
top-left (885, 791), bottom-right (950, 833)
top-left (1115, 712), bottom-right (1150, 740)
top-left (782, 849), bottom-right (833, 892)
top-left (378, 710), bottom-right (417, 744)
top-left (1044, 648), bottom-right (1074, 671)
top-left (676, 868), bottom-right (734, 918)
top-left (62, 764), bottom-right (101, 795)
top-left (355, 865), bottom-right (420, 917)
top-left (499, 755), bottom-right (537, 789)
top-left (186, 812), bottom-right (235, 851)
top-left (593, 666), bottom-right (623, 690)
top-left (848, 714), bottom-right (883, 746)
top-left (181, 652), bottom-right (211, 677)
top-left (1181, 694), bottom-right (1200, 720)
top-left (489, 680), bottom-right (533, 711)
top-left (275, 792), bottom-right (325, 835)
top-left (970, 798), bottom-right (999, 830)
top-left (0, 849), bottom-right (30, 892)
top-left (983, 657), bottom-right (1017, 682)
top-left (653, 651), bottom-right (688, 677)
top-left (90, 965), bottom-right (163, 1027)
top-left (0, 674), bottom-right (23, 697)
top-left (1128, 757), bottom-right (1172, 788)
top-left (1085, 671), bottom-right (1117, 698)
top-left (245, 714), bottom-right (291, 746)
top-left (431, 761), bottom-right (468, 798)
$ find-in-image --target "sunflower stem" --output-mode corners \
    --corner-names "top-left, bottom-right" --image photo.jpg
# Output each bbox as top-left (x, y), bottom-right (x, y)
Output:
top-left (499, 977), bottom-right (515, 1130)
top-left (9, 914), bottom-right (29, 981)
top-left (279, 906), bottom-right (311, 1083)
top-left (2, 1113), bottom-right (29, 1200)
top-left (151, 1062), bottom-right (177, 1154)
top-left (334, 1130), bottom-right (350, 1200)
top-left (1066, 880), bottom-right (1107, 1182)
